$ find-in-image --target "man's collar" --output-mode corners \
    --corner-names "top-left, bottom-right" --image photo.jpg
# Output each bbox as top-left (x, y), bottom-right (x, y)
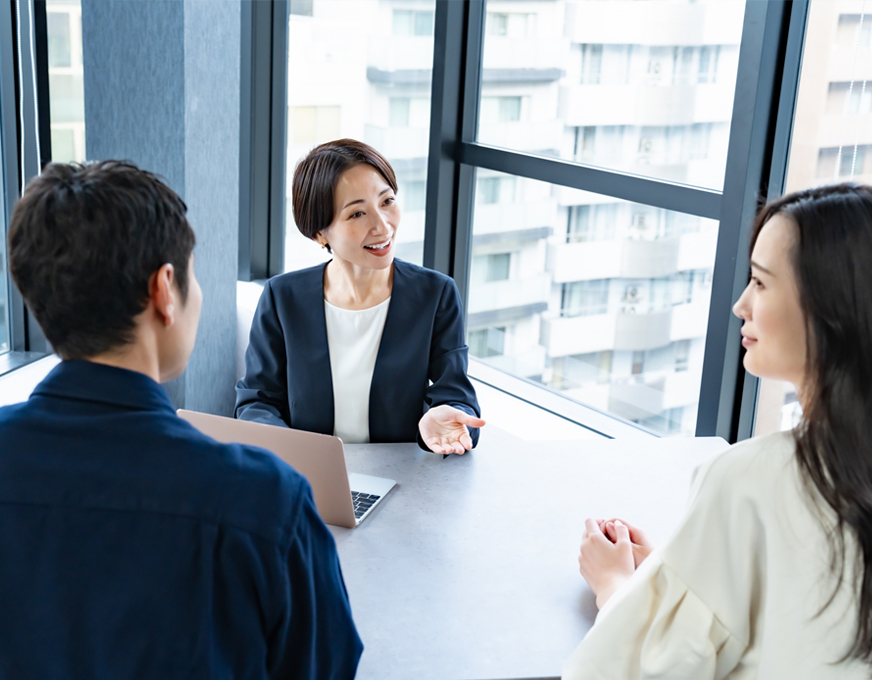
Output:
top-left (31, 360), bottom-right (177, 414)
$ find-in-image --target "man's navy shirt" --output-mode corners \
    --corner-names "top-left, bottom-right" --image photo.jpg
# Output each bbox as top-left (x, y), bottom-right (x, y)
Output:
top-left (0, 360), bottom-right (362, 679)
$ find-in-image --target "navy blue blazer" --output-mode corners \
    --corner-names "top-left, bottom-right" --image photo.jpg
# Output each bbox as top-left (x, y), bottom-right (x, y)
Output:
top-left (0, 360), bottom-right (362, 679)
top-left (235, 259), bottom-right (481, 447)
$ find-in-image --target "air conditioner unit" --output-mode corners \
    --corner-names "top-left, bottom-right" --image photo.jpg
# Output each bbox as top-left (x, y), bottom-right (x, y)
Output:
top-left (639, 138), bottom-right (653, 153)
top-left (624, 286), bottom-right (640, 302)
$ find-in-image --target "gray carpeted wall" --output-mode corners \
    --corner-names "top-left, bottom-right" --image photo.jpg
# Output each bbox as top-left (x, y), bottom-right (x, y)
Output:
top-left (81, 0), bottom-right (240, 416)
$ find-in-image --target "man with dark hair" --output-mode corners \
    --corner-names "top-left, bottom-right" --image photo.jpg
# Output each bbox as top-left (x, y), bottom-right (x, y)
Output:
top-left (0, 161), bottom-right (362, 679)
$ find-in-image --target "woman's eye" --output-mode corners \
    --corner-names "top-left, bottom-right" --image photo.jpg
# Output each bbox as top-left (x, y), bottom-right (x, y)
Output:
top-left (751, 276), bottom-right (763, 288)
top-left (384, 196), bottom-right (396, 206)
top-left (349, 211), bottom-right (363, 219)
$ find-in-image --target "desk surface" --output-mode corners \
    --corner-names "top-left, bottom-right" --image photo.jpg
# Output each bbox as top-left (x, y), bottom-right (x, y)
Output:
top-left (331, 428), bottom-right (729, 680)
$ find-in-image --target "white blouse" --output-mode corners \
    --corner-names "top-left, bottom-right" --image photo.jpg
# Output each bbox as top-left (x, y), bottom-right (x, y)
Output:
top-left (324, 297), bottom-right (390, 444)
top-left (563, 431), bottom-right (868, 680)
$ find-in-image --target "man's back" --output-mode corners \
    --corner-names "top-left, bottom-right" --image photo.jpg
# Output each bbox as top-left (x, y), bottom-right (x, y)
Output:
top-left (0, 360), bottom-right (362, 679)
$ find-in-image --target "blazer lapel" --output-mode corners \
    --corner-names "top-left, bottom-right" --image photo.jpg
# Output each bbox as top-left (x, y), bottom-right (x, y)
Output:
top-left (294, 262), bottom-right (335, 435)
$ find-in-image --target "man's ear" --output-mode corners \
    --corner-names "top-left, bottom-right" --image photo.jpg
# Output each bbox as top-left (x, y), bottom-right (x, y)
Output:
top-left (149, 264), bottom-right (177, 327)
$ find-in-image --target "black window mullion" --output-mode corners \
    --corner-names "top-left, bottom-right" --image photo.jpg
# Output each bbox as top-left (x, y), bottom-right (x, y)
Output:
top-left (239, 0), bottom-right (288, 282)
top-left (733, 0), bottom-right (811, 441)
top-left (458, 142), bottom-right (722, 221)
top-left (696, 0), bottom-right (794, 441)
top-left (424, 0), bottom-right (484, 316)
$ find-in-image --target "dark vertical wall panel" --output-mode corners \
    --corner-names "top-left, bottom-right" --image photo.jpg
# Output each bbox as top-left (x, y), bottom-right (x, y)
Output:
top-left (182, 0), bottom-right (240, 416)
top-left (81, 0), bottom-right (240, 416)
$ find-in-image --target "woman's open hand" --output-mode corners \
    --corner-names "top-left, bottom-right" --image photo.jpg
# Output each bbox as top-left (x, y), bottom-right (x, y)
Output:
top-left (418, 405), bottom-right (486, 454)
top-left (578, 518), bottom-right (635, 610)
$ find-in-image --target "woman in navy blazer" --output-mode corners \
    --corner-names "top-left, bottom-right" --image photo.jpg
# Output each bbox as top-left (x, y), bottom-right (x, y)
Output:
top-left (235, 139), bottom-right (484, 453)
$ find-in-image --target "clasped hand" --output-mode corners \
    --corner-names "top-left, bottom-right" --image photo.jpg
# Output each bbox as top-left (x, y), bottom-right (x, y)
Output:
top-left (418, 404), bottom-right (486, 455)
top-left (577, 517), bottom-right (653, 610)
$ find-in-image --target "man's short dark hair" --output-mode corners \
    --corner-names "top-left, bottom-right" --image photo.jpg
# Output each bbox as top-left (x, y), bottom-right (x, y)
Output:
top-left (292, 139), bottom-right (398, 251)
top-left (8, 160), bottom-right (195, 359)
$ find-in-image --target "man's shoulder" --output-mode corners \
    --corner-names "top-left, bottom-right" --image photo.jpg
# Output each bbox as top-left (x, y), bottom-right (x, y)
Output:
top-left (157, 417), bottom-right (315, 543)
top-left (0, 403), bottom-right (316, 548)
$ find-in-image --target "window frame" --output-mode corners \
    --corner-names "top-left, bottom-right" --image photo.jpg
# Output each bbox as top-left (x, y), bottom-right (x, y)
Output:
top-left (0, 0), bottom-right (53, 376)
top-left (251, 0), bottom-right (811, 443)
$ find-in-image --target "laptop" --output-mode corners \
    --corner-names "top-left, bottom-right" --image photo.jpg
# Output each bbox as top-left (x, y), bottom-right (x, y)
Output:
top-left (177, 410), bottom-right (396, 529)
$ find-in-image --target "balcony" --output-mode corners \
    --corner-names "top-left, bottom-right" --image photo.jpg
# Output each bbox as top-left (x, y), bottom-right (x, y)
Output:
top-left (614, 308), bottom-right (672, 351)
top-left (817, 113), bottom-right (872, 148)
top-left (564, 2), bottom-right (743, 46)
top-left (670, 302), bottom-right (710, 341)
top-left (363, 125), bottom-right (429, 161)
top-left (540, 312), bottom-right (615, 357)
top-left (482, 38), bottom-right (566, 73)
top-left (621, 238), bottom-right (680, 279)
top-left (608, 376), bottom-right (666, 422)
top-left (542, 304), bottom-right (705, 358)
top-left (474, 198), bottom-right (556, 237)
top-left (468, 274), bottom-right (551, 317)
top-left (367, 36), bottom-right (435, 73)
top-left (477, 120), bottom-right (565, 155)
top-left (560, 83), bottom-right (734, 128)
top-left (548, 237), bottom-right (681, 283)
top-left (478, 345), bottom-right (547, 380)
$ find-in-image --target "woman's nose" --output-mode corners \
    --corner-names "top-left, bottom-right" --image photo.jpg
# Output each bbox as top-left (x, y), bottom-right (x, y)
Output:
top-left (733, 284), bottom-right (751, 320)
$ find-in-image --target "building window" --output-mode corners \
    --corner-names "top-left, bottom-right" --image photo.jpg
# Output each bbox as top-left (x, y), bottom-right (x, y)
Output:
top-left (400, 180), bottom-right (426, 212)
top-left (292, 105), bottom-right (340, 144)
top-left (389, 97), bottom-right (410, 127)
top-left (817, 145), bottom-right (869, 179)
top-left (47, 11), bottom-right (72, 67)
top-left (552, 350), bottom-right (612, 389)
top-left (562, 279), bottom-right (610, 317)
top-left (581, 44), bottom-right (603, 85)
top-left (698, 46), bottom-right (720, 84)
top-left (289, 0), bottom-right (314, 17)
top-left (673, 46), bottom-right (694, 85)
top-left (469, 327), bottom-right (506, 358)
top-left (472, 253), bottom-right (512, 283)
top-left (567, 203), bottom-right (618, 243)
top-left (476, 175), bottom-right (516, 204)
top-left (674, 340), bottom-right (690, 372)
top-left (393, 9), bottom-right (434, 37)
top-left (480, 96), bottom-right (522, 124)
top-left (486, 12), bottom-right (535, 38)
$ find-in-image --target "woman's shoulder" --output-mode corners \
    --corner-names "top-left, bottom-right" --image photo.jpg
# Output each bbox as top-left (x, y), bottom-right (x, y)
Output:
top-left (265, 262), bottom-right (327, 296)
top-left (691, 432), bottom-right (799, 520)
top-left (393, 259), bottom-right (454, 291)
top-left (699, 430), bottom-right (796, 492)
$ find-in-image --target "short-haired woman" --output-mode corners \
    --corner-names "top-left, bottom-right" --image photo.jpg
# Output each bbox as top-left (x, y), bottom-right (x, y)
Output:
top-left (564, 183), bottom-right (872, 679)
top-left (235, 139), bottom-right (484, 453)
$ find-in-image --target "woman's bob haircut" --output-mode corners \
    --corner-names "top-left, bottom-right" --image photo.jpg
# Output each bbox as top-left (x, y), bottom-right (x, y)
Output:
top-left (292, 139), bottom-right (398, 249)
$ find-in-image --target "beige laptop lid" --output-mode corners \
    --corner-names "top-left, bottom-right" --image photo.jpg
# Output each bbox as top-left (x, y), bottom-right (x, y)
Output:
top-left (177, 410), bottom-right (357, 529)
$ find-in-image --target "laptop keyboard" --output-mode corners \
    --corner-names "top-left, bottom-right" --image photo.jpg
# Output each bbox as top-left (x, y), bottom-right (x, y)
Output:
top-left (351, 491), bottom-right (381, 520)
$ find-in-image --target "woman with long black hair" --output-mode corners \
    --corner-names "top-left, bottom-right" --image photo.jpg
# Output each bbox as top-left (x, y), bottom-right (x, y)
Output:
top-left (564, 183), bottom-right (872, 679)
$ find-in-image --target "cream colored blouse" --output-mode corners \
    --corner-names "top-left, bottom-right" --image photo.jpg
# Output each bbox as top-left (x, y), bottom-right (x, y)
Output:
top-left (563, 431), bottom-right (869, 680)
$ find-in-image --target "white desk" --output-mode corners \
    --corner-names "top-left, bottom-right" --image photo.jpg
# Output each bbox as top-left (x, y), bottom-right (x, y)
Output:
top-left (330, 427), bottom-right (729, 680)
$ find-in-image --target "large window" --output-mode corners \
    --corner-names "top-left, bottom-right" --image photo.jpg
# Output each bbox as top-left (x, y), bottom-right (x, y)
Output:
top-left (467, 170), bottom-right (717, 435)
top-left (754, 1), bottom-right (872, 436)
top-left (477, 0), bottom-right (745, 191)
top-left (283, 0), bottom-right (435, 273)
top-left (462, 0), bottom-right (744, 436)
